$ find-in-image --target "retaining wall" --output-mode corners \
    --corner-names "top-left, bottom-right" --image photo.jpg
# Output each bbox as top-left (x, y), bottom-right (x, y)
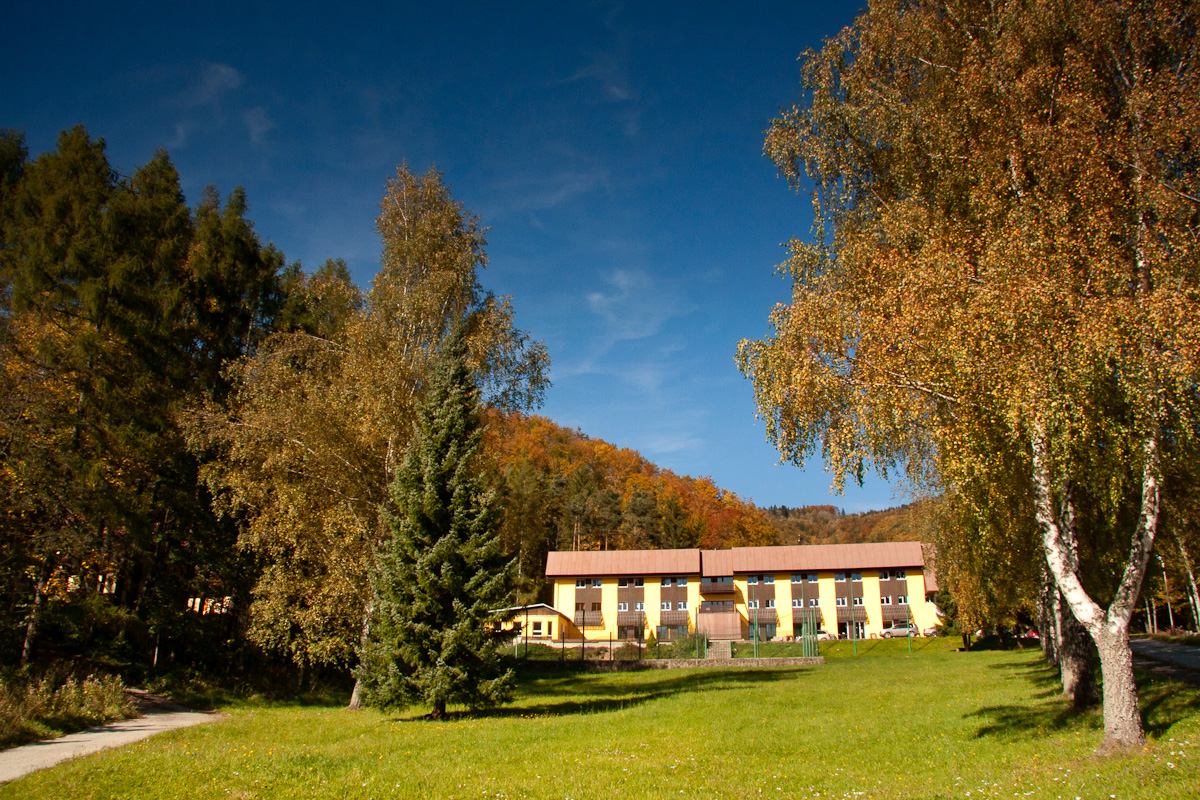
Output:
top-left (515, 656), bottom-right (823, 672)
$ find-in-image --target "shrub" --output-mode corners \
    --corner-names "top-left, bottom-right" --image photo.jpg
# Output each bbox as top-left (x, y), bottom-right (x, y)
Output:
top-left (0, 668), bottom-right (135, 749)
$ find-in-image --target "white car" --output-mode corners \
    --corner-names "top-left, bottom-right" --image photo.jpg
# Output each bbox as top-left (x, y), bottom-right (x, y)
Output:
top-left (881, 622), bottom-right (918, 638)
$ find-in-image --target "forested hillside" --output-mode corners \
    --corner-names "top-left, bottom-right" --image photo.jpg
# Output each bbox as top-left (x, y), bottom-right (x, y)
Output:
top-left (488, 412), bottom-right (780, 602)
top-left (762, 502), bottom-right (935, 547)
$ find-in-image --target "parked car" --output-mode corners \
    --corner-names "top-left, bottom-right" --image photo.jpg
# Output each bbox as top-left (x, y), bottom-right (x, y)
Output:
top-left (922, 627), bottom-right (940, 637)
top-left (882, 622), bottom-right (918, 638)
top-left (815, 630), bottom-right (836, 641)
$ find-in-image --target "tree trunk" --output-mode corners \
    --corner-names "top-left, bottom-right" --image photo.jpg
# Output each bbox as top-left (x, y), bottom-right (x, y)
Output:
top-left (20, 557), bottom-right (53, 666)
top-left (1045, 481), bottom-right (1097, 706)
top-left (1094, 622), bottom-right (1143, 757)
top-left (1173, 532), bottom-right (1200, 631)
top-left (347, 600), bottom-right (374, 711)
top-left (1031, 426), bottom-right (1157, 753)
top-left (348, 676), bottom-right (365, 711)
top-left (1038, 561), bottom-right (1059, 666)
top-left (1057, 595), bottom-right (1097, 709)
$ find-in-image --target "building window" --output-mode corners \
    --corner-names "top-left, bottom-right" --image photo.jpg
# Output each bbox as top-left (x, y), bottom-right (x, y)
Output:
top-left (748, 575), bottom-right (759, 585)
top-left (809, 598), bottom-right (819, 607)
top-left (896, 569), bottom-right (907, 580)
top-left (661, 577), bottom-right (672, 587)
top-left (661, 602), bottom-right (671, 610)
top-left (592, 578), bottom-right (602, 588)
top-left (851, 571), bottom-right (862, 582)
top-left (792, 598), bottom-right (803, 608)
top-left (575, 579), bottom-right (587, 588)
top-left (791, 574), bottom-right (804, 584)
top-left (807, 573), bottom-right (818, 583)
top-left (853, 597), bottom-right (863, 606)
top-left (881, 596), bottom-right (892, 605)
top-left (834, 572), bottom-right (846, 582)
top-left (635, 602), bottom-right (644, 611)
top-left (591, 602), bottom-right (601, 611)
top-left (836, 597), bottom-right (847, 607)
top-left (575, 603), bottom-right (585, 611)
top-left (617, 602), bottom-right (628, 612)
top-left (532, 621), bottom-right (543, 636)
top-left (764, 575), bottom-right (775, 585)
top-left (897, 595), bottom-right (908, 604)
top-left (678, 577), bottom-right (688, 586)
top-left (879, 570), bottom-right (891, 581)
top-left (677, 601), bottom-right (688, 611)
top-left (748, 599), bottom-right (760, 609)
top-left (766, 599), bottom-right (776, 609)
top-left (634, 577), bottom-right (644, 587)
top-left (618, 578), bottom-right (629, 588)
top-left (547, 622), bottom-right (553, 638)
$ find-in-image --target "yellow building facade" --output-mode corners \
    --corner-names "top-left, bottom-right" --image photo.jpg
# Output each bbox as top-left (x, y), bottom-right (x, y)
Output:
top-left (543, 542), bottom-right (940, 642)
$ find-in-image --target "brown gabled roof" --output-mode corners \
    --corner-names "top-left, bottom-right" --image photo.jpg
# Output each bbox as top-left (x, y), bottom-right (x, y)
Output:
top-left (545, 548), bottom-right (701, 577)
top-left (700, 549), bottom-right (734, 578)
top-left (729, 542), bottom-right (926, 572)
top-left (546, 542), bottom-right (928, 578)
top-left (921, 543), bottom-right (939, 593)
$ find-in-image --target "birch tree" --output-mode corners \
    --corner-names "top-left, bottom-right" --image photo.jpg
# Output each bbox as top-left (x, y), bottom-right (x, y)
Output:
top-left (737, 0), bottom-right (1200, 753)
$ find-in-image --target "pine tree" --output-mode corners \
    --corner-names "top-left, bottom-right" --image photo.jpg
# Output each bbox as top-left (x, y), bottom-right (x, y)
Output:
top-left (357, 326), bottom-right (515, 718)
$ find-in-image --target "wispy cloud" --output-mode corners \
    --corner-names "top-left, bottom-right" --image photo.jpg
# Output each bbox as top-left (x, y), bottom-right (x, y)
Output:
top-left (562, 49), bottom-right (635, 106)
top-left (242, 107), bottom-right (273, 144)
top-left (493, 169), bottom-right (609, 214)
top-left (182, 63), bottom-right (243, 107)
top-left (586, 268), bottom-right (683, 342)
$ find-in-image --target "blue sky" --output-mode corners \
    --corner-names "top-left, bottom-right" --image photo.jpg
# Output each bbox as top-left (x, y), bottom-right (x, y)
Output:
top-left (3, 1), bottom-right (906, 512)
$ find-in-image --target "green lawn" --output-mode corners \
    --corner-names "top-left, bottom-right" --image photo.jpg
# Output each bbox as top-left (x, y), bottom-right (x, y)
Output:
top-left (3, 639), bottom-right (1196, 799)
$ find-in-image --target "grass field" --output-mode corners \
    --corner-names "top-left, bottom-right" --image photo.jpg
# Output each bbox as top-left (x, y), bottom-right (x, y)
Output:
top-left (2, 638), bottom-right (1196, 799)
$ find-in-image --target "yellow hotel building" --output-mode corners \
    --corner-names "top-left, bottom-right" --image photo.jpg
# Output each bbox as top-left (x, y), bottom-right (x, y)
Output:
top-left (534, 542), bottom-right (939, 642)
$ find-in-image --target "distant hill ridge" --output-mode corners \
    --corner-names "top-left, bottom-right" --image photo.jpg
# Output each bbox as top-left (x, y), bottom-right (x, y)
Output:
top-left (762, 501), bottom-right (933, 547)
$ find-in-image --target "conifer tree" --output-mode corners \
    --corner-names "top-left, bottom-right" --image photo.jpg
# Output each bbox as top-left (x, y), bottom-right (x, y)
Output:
top-left (357, 325), bottom-right (515, 719)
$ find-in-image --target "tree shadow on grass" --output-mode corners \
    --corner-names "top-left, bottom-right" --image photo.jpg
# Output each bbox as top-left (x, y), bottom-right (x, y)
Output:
top-left (968, 660), bottom-right (1200, 740)
top-left (1135, 670), bottom-right (1200, 738)
top-left (968, 659), bottom-right (1099, 740)
top-left (984, 658), bottom-right (1067, 700)
top-left (968, 699), bottom-right (1101, 741)
top-left (386, 667), bottom-right (812, 723)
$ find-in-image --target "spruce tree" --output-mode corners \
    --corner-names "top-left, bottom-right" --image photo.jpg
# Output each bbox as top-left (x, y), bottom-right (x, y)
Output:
top-left (357, 326), bottom-right (515, 718)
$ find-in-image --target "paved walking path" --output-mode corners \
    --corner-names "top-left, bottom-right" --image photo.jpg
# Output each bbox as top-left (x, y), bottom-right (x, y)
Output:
top-left (0, 691), bottom-right (222, 784)
top-left (1130, 637), bottom-right (1200, 687)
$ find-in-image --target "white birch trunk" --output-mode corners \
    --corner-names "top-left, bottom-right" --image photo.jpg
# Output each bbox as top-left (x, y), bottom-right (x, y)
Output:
top-left (1173, 533), bottom-right (1200, 631)
top-left (1031, 426), bottom-right (1158, 753)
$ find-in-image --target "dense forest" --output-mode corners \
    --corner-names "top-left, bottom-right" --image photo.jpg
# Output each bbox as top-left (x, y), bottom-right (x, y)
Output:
top-left (0, 126), bottom-right (786, 683)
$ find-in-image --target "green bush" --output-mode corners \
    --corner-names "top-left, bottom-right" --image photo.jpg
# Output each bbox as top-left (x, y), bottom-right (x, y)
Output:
top-left (0, 668), bottom-right (135, 749)
top-left (650, 633), bottom-right (705, 659)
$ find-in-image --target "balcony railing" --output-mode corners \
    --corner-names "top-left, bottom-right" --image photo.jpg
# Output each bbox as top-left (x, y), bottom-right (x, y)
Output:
top-left (700, 580), bottom-right (736, 595)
